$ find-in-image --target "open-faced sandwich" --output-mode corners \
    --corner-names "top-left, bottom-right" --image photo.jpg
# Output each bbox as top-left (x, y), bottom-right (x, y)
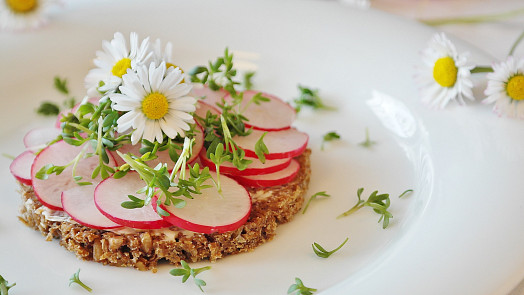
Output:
top-left (9, 32), bottom-right (311, 271)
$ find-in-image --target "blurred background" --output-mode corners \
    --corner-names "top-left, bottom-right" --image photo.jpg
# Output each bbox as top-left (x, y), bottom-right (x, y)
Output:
top-left (370, 0), bottom-right (524, 60)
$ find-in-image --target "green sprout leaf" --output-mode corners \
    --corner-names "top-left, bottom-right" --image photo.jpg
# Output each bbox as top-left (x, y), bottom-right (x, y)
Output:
top-left (359, 127), bottom-right (376, 148)
top-left (302, 191), bottom-right (330, 214)
top-left (293, 85), bottom-right (335, 113)
top-left (337, 188), bottom-right (393, 229)
top-left (68, 269), bottom-right (92, 292)
top-left (398, 189), bottom-right (414, 198)
top-left (37, 102), bottom-right (60, 116)
top-left (170, 260), bottom-right (211, 292)
top-left (121, 195), bottom-right (146, 209)
top-left (312, 237), bottom-right (349, 258)
top-left (254, 132), bottom-right (269, 164)
top-left (321, 131), bottom-right (340, 151)
top-left (287, 277), bottom-right (317, 295)
top-left (243, 71), bottom-right (255, 90)
top-left (0, 274), bottom-right (16, 295)
top-left (54, 76), bottom-right (70, 95)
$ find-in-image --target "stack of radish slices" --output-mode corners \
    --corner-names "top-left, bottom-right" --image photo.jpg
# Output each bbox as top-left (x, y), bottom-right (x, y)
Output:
top-left (10, 88), bottom-right (308, 234)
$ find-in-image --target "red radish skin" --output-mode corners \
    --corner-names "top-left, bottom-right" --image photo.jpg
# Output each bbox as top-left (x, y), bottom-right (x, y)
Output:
top-left (31, 140), bottom-right (115, 211)
top-left (191, 85), bottom-right (228, 107)
top-left (157, 171), bottom-right (251, 234)
top-left (199, 148), bottom-right (292, 176)
top-left (112, 124), bottom-right (204, 167)
top-left (94, 172), bottom-right (170, 229)
top-left (10, 151), bottom-right (36, 185)
top-left (23, 127), bottom-right (61, 152)
top-left (233, 128), bottom-right (309, 160)
top-left (224, 90), bottom-right (295, 131)
top-left (62, 185), bottom-right (122, 230)
top-left (234, 159), bottom-right (300, 188)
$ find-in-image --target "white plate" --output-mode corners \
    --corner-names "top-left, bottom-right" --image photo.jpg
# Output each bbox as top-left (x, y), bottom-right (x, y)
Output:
top-left (1, 0), bottom-right (523, 294)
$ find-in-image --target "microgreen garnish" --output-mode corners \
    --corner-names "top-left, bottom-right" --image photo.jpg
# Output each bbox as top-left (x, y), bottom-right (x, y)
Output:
top-left (293, 85), bottom-right (335, 113)
top-left (118, 138), bottom-right (213, 214)
top-left (359, 127), bottom-right (376, 148)
top-left (337, 188), bottom-right (393, 229)
top-left (254, 131), bottom-right (269, 164)
top-left (54, 76), bottom-right (70, 96)
top-left (37, 102), bottom-right (61, 116)
top-left (302, 191), bottom-right (330, 214)
top-left (287, 277), bottom-right (317, 295)
top-left (399, 189), bottom-right (414, 198)
top-left (37, 76), bottom-right (77, 117)
top-left (321, 131), bottom-right (340, 151)
top-left (243, 71), bottom-right (255, 90)
top-left (2, 153), bottom-right (15, 160)
top-left (69, 269), bottom-right (92, 292)
top-left (189, 48), bottom-right (239, 95)
top-left (170, 260), bottom-right (211, 292)
top-left (0, 275), bottom-right (15, 295)
top-left (312, 237), bottom-right (349, 258)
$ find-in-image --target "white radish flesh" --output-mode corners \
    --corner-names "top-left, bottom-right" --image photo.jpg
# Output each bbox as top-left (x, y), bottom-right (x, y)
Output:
top-left (10, 151), bottom-right (36, 185)
top-left (194, 101), bottom-right (220, 119)
top-left (233, 128), bottom-right (308, 160)
top-left (31, 140), bottom-right (114, 211)
top-left (199, 148), bottom-right (292, 176)
top-left (190, 85), bottom-right (228, 107)
top-left (234, 159), bottom-right (300, 188)
top-left (94, 172), bottom-right (170, 229)
top-left (23, 127), bottom-right (61, 152)
top-left (225, 90), bottom-right (295, 131)
top-left (61, 185), bottom-right (122, 230)
top-left (159, 171), bottom-right (251, 234)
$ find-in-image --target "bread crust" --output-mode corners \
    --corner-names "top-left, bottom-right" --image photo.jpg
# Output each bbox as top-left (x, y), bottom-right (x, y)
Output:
top-left (18, 150), bottom-right (311, 271)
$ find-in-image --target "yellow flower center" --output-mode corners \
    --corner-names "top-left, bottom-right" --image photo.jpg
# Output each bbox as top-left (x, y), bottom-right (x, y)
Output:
top-left (6, 0), bottom-right (37, 13)
top-left (433, 56), bottom-right (458, 88)
top-left (141, 92), bottom-right (169, 120)
top-left (506, 75), bottom-right (524, 101)
top-left (111, 58), bottom-right (132, 78)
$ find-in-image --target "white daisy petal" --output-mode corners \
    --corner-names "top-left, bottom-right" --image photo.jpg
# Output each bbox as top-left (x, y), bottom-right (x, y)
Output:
top-left (85, 32), bottom-right (152, 98)
top-left (483, 56), bottom-right (524, 119)
top-left (416, 32), bottom-right (475, 109)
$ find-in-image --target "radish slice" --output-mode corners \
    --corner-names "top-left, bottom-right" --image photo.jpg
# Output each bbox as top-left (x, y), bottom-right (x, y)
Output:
top-left (55, 97), bottom-right (100, 128)
top-left (191, 85), bottom-right (228, 107)
top-left (10, 151), bottom-right (36, 185)
top-left (234, 159), bottom-right (300, 188)
top-left (31, 140), bottom-right (116, 211)
top-left (225, 90), bottom-right (295, 131)
top-left (62, 185), bottom-right (122, 230)
top-left (157, 171), bottom-right (251, 234)
top-left (23, 127), bottom-right (61, 152)
top-left (113, 124), bottom-right (204, 167)
top-left (194, 100), bottom-right (220, 119)
top-left (94, 172), bottom-right (170, 229)
top-left (199, 148), bottom-right (292, 176)
top-left (234, 128), bottom-right (308, 160)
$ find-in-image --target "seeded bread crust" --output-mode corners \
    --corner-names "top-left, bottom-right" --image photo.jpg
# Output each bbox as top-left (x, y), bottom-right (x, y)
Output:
top-left (17, 149), bottom-right (311, 271)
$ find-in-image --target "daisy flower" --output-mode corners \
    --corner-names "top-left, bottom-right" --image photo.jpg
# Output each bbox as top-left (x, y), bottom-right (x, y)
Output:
top-left (153, 38), bottom-right (190, 82)
top-left (483, 56), bottom-right (524, 119)
top-left (417, 32), bottom-right (474, 109)
top-left (0, 0), bottom-right (57, 31)
top-left (85, 32), bottom-right (153, 100)
top-left (109, 62), bottom-right (196, 145)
